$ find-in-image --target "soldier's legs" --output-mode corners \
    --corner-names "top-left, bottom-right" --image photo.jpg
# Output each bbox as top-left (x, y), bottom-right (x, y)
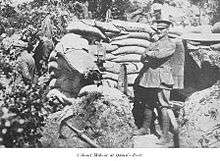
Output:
top-left (133, 87), bottom-right (157, 136)
top-left (133, 85), bottom-right (145, 128)
top-left (156, 89), bottom-right (171, 144)
top-left (169, 124), bottom-right (180, 148)
top-left (132, 100), bottom-right (145, 129)
top-left (133, 107), bottom-right (153, 136)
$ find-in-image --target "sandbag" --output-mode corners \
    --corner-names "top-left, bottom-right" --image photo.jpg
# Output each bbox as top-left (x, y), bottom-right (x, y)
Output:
top-left (102, 79), bottom-right (118, 88)
top-left (112, 32), bottom-right (151, 41)
top-left (95, 21), bottom-right (121, 33)
top-left (212, 22), bottom-right (220, 33)
top-left (211, 43), bottom-right (220, 51)
top-left (104, 61), bottom-right (143, 74)
top-left (100, 42), bottom-right (119, 52)
top-left (103, 61), bottom-right (120, 74)
top-left (66, 20), bottom-right (107, 40)
top-left (111, 54), bottom-right (141, 63)
top-left (54, 33), bottom-right (89, 53)
top-left (105, 53), bottom-right (118, 61)
top-left (111, 46), bottom-right (146, 55)
top-left (168, 33), bottom-right (180, 38)
top-left (104, 31), bottom-right (127, 38)
top-left (111, 38), bottom-right (150, 48)
top-left (81, 19), bottom-right (96, 26)
top-left (102, 72), bottom-right (138, 85)
top-left (58, 49), bottom-right (98, 74)
top-left (111, 20), bottom-right (155, 34)
top-left (102, 72), bottom-right (118, 81)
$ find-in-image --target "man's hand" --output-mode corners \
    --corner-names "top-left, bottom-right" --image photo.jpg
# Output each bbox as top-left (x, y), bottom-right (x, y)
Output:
top-left (152, 34), bottom-right (160, 41)
top-left (47, 89), bottom-right (74, 105)
top-left (140, 48), bottom-right (150, 63)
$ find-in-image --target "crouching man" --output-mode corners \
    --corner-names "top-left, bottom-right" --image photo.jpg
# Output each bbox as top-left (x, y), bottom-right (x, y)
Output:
top-left (15, 41), bottom-right (36, 85)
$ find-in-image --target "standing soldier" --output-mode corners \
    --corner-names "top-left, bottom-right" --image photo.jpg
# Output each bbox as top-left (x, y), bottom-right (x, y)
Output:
top-left (32, 31), bottom-right (54, 76)
top-left (133, 20), bottom-right (176, 145)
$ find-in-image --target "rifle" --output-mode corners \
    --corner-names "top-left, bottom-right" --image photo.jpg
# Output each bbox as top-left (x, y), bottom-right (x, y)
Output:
top-left (59, 118), bottom-right (101, 148)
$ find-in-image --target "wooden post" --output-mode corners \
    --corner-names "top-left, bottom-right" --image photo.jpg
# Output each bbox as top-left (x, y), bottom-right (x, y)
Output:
top-left (118, 63), bottom-right (128, 95)
top-left (105, 9), bottom-right (112, 22)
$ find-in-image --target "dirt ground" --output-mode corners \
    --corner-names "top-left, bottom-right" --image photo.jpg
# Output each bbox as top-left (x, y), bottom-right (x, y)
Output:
top-left (133, 134), bottom-right (176, 148)
top-left (134, 135), bottom-right (164, 148)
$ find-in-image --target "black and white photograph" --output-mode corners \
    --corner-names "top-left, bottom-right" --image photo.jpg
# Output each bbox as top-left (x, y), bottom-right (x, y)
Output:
top-left (0, 0), bottom-right (220, 157)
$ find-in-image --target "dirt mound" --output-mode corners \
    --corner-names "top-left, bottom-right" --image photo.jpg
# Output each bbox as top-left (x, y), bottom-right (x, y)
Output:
top-left (40, 85), bottom-right (135, 148)
top-left (179, 82), bottom-right (220, 147)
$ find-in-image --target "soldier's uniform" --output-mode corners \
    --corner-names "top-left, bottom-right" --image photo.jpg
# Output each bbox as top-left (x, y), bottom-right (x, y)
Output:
top-left (133, 20), bottom-right (176, 144)
top-left (33, 35), bottom-right (54, 75)
top-left (17, 50), bottom-right (36, 84)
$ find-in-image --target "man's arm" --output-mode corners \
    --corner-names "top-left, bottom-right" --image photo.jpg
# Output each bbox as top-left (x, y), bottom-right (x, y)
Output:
top-left (147, 41), bottom-right (176, 59)
top-left (140, 41), bottom-right (176, 63)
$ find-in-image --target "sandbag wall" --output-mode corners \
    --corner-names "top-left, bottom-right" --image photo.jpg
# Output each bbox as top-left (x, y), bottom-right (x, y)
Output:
top-left (48, 19), bottom-right (183, 98)
top-left (69, 19), bottom-right (157, 97)
top-left (98, 20), bottom-right (157, 96)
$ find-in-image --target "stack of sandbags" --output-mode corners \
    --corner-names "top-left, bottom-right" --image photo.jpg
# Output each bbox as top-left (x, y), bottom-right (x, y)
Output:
top-left (100, 20), bottom-right (157, 90)
top-left (179, 82), bottom-right (220, 148)
top-left (40, 85), bottom-right (135, 148)
top-left (65, 19), bottom-right (154, 76)
top-left (48, 19), bottom-right (127, 96)
top-left (102, 61), bottom-right (143, 89)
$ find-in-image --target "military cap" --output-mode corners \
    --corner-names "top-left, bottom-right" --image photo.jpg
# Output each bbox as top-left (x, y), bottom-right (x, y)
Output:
top-left (152, 20), bottom-right (173, 29)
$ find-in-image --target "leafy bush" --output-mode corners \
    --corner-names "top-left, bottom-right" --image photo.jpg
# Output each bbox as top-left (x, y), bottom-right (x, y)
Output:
top-left (0, 80), bottom-right (66, 147)
top-left (0, 49), bottom-right (64, 147)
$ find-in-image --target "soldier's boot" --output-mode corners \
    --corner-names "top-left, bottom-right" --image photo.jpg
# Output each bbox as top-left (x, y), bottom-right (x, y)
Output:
top-left (156, 108), bottom-right (171, 145)
top-left (133, 108), bottom-right (152, 136)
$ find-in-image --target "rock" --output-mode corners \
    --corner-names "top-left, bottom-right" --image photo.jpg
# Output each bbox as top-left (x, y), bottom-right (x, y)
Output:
top-left (179, 82), bottom-right (220, 148)
top-left (41, 85), bottom-right (135, 148)
top-left (212, 22), bottom-right (220, 33)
